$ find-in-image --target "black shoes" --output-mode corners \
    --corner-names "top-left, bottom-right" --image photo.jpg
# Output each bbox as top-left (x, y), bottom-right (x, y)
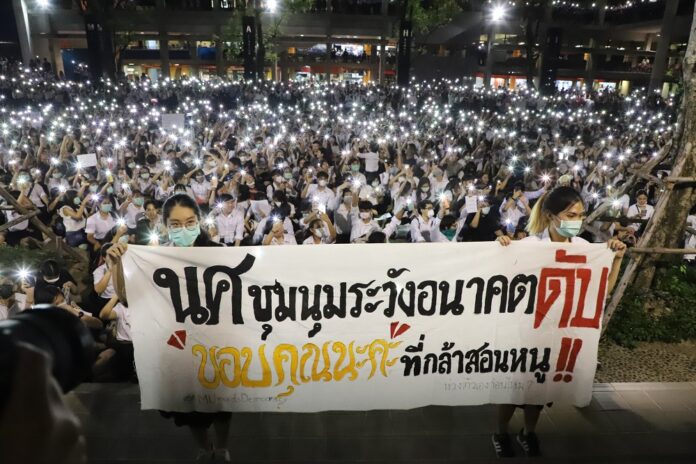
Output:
top-left (491, 433), bottom-right (515, 458)
top-left (516, 429), bottom-right (542, 457)
top-left (492, 429), bottom-right (542, 458)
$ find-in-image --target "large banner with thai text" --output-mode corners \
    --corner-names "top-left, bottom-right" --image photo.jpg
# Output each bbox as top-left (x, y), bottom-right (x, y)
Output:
top-left (122, 242), bottom-right (614, 412)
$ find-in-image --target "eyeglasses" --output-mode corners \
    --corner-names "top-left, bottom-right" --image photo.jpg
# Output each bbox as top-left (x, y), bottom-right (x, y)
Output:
top-left (168, 220), bottom-right (198, 232)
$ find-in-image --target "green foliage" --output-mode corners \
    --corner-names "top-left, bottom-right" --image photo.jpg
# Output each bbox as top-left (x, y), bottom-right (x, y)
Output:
top-left (0, 246), bottom-right (62, 279)
top-left (410, 0), bottom-right (464, 37)
top-left (605, 265), bottom-right (696, 347)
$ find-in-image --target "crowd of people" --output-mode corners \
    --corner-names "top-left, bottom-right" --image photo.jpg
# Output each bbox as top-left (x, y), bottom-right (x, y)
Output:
top-left (2, 60), bottom-right (696, 461)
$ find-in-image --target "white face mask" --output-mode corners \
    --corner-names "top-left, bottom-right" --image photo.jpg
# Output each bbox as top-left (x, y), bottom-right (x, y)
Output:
top-left (318, 179), bottom-right (327, 187)
top-left (359, 212), bottom-right (371, 220)
top-left (312, 228), bottom-right (326, 238)
top-left (426, 209), bottom-right (434, 218)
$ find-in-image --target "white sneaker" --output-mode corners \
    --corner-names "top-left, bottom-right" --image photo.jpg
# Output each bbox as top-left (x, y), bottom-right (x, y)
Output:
top-left (211, 448), bottom-right (231, 463)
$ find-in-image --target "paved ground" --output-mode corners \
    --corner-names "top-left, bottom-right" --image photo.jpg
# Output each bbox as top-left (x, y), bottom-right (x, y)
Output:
top-left (67, 382), bottom-right (696, 464)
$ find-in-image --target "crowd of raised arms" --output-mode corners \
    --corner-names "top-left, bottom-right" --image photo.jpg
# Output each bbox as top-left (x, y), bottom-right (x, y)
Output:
top-left (1, 60), bottom-right (696, 326)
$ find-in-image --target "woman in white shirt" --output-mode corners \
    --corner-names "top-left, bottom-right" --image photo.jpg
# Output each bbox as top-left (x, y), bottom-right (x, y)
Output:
top-left (410, 200), bottom-right (438, 243)
top-left (57, 190), bottom-right (88, 247)
top-left (493, 186), bottom-right (626, 458)
top-left (626, 190), bottom-right (654, 234)
top-left (85, 197), bottom-right (116, 251)
top-left (262, 218), bottom-right (297, 245)
top-left (302, 213), bottom-right (337, 245)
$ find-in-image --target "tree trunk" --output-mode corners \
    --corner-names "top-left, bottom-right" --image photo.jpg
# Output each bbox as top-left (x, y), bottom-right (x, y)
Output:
top-left (632, 7), bottom-right (696, 289)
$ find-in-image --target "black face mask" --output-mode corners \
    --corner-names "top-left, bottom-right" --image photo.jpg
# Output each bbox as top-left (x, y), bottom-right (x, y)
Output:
top-left (0, 284), bottom-right (14, 299)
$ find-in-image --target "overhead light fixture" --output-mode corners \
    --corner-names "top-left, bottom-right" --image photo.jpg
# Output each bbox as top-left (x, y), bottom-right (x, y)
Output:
top-left (491, 5), bottom-right (506, 22)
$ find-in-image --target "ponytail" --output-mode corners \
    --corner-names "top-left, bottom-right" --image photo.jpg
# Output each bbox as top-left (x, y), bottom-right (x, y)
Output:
top-left (526, 190), bottom-right (551, 235)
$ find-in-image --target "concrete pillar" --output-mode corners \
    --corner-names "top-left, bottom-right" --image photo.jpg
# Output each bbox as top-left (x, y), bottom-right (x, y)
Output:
top-left (189, 40), bottom-right (200, 77)
top-left (484, 26), bottom-right (495, 87)
top-left (50, 39), bottom-right (64, 76)
top-left (534, 0), bottom-right (553, 87)
top-left (378, 41), bottom-right (385, 84)
top-left (279, 51), bottom-right (287, 82)
top-left (381, 0), bottom-right (388, 15)
top-left (585, 39), bottom-right (596, 93)
top-left (215, 26), bottom-right (224, 76)
top-left (159, 33), bottom-right (170, 79)
top-left (649, 0), bottom-right (679, 94)
top-left (584, 0), bottom-right (606, 93)
top-left (12, 0), bottom-right (33, 64)
top-left (156, 0), bottom-right (169, 79)
top-left (325, 41), bottom-right (331, 82)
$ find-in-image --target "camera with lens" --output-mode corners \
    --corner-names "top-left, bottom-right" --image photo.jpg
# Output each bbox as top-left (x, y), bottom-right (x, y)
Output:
top-left (0, 305), bottom-right (95, 412)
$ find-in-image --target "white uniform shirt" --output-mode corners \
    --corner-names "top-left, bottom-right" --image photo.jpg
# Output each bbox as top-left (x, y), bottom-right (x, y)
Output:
top-left (306, 185), bottom-right (336, 211)
top-left (626, 204), bottom-right (654, 231)
top-left (112, 302), bottom-right (132, 342)
top-left (124, 203), bottom-right (144, 229)
top-left (85, 213), bottom-right (115, 240)
top-left (59, 206), bottom-right (86, 232)
top-left (350, 208), bottom-right (380, 242)
top-left (358, 152), bottom-right (380, 172)
top-left (523, 228), bottom-right (589, 244)
top-left (93, 264), bottom-right (115, 299)
top-left (410, 216), bottom-right (439, 242)
top-left (216, 210), bottom-right (245, 244)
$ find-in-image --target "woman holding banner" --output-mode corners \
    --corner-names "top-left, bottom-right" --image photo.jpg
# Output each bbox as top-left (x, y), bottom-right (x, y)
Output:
top-left (493, 187), bottom-right (626, 458)
top-left (106, 193), bottom-right (232, 464)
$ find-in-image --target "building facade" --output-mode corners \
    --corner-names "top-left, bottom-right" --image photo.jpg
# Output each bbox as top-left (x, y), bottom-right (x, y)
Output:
top-left (12, 0), bottom-right (399, 83)
top-left (415, 0), bottom-right (693, 96)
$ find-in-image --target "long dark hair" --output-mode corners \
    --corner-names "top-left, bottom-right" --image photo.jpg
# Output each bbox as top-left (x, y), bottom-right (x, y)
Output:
top-left (162, 193), bottom-right (217, 247)
top-left (527, 187), bottom-right (584, 235)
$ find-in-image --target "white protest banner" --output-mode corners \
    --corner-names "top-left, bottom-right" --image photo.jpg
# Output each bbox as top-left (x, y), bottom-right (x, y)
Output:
top-left (161, 113), bottom-right (185, 130)
top-left (122, 242), bottom-right (613, 413)
top-left (77, 153), bottom-right (98, 168)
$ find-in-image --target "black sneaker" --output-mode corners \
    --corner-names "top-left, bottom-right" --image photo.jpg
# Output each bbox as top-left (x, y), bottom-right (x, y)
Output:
top-left (516, 429), bottom-right (541, 457)
top-left (491, 433), bottom-right (515, 458)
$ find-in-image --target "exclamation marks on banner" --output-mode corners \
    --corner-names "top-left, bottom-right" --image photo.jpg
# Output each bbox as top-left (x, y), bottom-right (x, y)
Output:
top-left (553, 337), bottom-right (583, 382)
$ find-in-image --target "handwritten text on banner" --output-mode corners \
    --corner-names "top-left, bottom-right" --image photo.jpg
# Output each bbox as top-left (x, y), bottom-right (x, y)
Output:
top-left (122, 242), bottom-right (613, 412)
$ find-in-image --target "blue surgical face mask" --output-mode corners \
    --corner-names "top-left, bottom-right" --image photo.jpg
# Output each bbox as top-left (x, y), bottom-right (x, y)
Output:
top-left (168, 223), bottom-right (200, 247)
top-left (100, 204), bottom-right (112, 213)
top-left (557, 219), bottom-right (583, 238)
top-left (73, 197), bottom-right (81, 206)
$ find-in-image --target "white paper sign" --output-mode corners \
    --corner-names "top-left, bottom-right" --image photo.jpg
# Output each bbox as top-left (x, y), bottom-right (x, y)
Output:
top-left (77, 153), bottom-right (98, 168)
top-left (122, 242), bottom-right (613, 413)
top-left (465, 195), bottom-right (478, 214)
top-left (161, 113), bottom-right (185, 130)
